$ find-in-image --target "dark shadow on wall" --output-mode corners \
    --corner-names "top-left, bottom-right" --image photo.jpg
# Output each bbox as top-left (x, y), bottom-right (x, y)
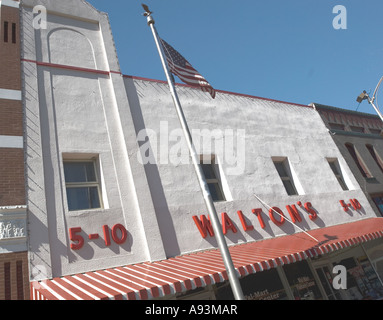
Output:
top-left (124, 77), bottom-right (181, 258)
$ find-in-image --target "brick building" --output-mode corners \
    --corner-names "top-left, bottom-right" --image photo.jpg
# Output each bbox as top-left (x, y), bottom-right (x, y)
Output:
top-left (0, 0), bottom-right (29, 300)
top-left (313, 103), bottom-right (383, 218)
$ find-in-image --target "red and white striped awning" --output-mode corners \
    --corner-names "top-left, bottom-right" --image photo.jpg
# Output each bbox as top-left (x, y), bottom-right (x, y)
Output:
top-left (31, 217), bottom-right (383, 300)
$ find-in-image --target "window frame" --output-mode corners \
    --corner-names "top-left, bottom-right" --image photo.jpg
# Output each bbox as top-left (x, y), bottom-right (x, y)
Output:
top-left (11, 22), bottom-right (16, 44)
top-left (369, 128), bottom-right (382, 135)
top-left (272, 157), bottom-right (299, 196)
top-left (63, 159), bottom-right (103, 212)
top-left (372, 193), bottom-right (383, 216)
top-left (366, 144), bottom-right (383, 173)
top-left (345, 143), bottom-right (373, 179)
top-left (329, 123), bottom-right (345, 131)
top-left (3, 21), bottom-right (8, 43)
top-left (327, 158), bottom-right (349, 191)
top-left (200, 155), bottom-right (226, 202)
top-left (349, 126), bottom-right (365, 133)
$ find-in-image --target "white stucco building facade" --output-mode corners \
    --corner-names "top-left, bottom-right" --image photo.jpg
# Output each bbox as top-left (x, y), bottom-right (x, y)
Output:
top-left (19, 0), bottom-right (383, 300)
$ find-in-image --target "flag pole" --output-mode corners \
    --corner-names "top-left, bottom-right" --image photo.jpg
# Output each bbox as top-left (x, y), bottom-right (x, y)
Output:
top-left (142, 6), bottom-right (245, 300)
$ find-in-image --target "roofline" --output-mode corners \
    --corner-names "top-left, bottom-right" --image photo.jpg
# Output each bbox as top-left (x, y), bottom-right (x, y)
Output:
top-left (124, 74), bottom-right (313, 109)
top-left (312, 102), bottom-right (381, 119)
top-left (20, 58), bottom-right (314, 110)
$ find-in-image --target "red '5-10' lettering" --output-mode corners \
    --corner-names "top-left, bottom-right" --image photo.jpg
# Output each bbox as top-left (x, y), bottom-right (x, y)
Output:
top-left (339, 199), bottom-right (362, 212)
top-left (69, 224), bottom-right (128, 250)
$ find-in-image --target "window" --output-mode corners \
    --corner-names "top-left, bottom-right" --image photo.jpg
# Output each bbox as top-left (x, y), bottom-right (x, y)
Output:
top-left (63, 160), bottom-right (102, 211)
top-left (366, 144), bottom-right (383, 173)
top-left (283, 260), bottom-right (323, 300)
top-left (214, 268), bottom-right (288, 300)
top-left (3, 21), bottom-right (8, 43)
top-left (4, 262), bottom-right (10, 300)
top-left (350, 126), bottom-right (365, 133)
top-left (372, 195), bottom-right (383, 216)
top-left (273, 158), bottom-right (298, 195)
top-left (345, 143), bottom-right (373, 178)
top-left (369, 128), bottom-right (382, 135)
top-left (16, 260), bottom-right (24, 300)
top-left (200, 156), bottom-right (225, 202)
top-left (11, 23), bottom-right (16, 44)
top-left (329, 123), bottom-right (345, 131)
top-left (327, 158), bottom-right (348, 190)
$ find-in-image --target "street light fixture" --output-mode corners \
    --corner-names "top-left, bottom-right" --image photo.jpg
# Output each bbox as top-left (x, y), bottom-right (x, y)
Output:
top-left (356, 90), bottom-right (368, 103)
top-left (356, 76), bottom-right (383, 122)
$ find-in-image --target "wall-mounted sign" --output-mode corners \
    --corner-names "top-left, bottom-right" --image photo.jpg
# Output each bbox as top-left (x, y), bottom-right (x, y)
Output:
top-left (69, 224), bottom-right (128, 250)
top-left (193, 199), bottom-right (362, 238)
top-left (339, 199), bottom-right (362, 212)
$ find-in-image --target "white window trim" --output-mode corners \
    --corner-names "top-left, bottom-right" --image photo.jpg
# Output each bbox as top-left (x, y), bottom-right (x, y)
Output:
top-left (327, 157), bottom-right (354, 191)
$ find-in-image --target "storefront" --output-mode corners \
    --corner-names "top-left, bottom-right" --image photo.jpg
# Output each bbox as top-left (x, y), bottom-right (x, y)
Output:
top-left (30, 217), bottom-right (383, 300)
top-left (314, 104), bottom-right (383, 219)
top-left (210, 246), bottom-right (383, 301)
top-left (185, 243), bottom-right (383, 301)
top-left (311, 240), bottom-right (383, 300)
top-left (214, 268), bottom-right (289, 300)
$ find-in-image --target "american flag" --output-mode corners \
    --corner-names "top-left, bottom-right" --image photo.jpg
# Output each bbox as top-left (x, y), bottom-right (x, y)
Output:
top-left (160, 39), bottom-right (216, 99)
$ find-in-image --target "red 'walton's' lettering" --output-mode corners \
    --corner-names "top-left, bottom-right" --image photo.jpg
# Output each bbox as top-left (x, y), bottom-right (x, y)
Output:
top-left (192, 202), bottom-right (317, 238)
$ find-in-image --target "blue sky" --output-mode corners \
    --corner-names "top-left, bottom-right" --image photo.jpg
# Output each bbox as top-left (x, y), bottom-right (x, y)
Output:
top-left (87, 0), bottom-right (383, 114)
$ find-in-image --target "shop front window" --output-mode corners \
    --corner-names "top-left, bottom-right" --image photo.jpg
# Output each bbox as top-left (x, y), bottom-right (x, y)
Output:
top-left (283, 260), bottom-right (323, 300)
top-left (315, 265), bottom-right (342, 300)
top-left (337, 256), bottom-right (383, 300)
top-left (372, 195), bottom-right (383, 216)
top-left (214, 268), bottom-right (288, 300)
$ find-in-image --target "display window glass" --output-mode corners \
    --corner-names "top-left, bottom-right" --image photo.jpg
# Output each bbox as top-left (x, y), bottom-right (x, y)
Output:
top-left (372, 195), bottom-right (383, 215)
top-left (335, 256), bottom-right (383, 300)
top-left (283, 260), bottom-right (323, 300)
top-left (214, 268), bottom-right (288, 300)
top-left (315, 265), bottom-right (342, 300)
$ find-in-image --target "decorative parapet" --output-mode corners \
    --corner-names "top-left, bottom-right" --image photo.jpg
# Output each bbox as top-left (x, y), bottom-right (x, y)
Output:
top-left (0, 205), bottom-right (27, 253)
top-left (313, 103), bottom-right (383, 136)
